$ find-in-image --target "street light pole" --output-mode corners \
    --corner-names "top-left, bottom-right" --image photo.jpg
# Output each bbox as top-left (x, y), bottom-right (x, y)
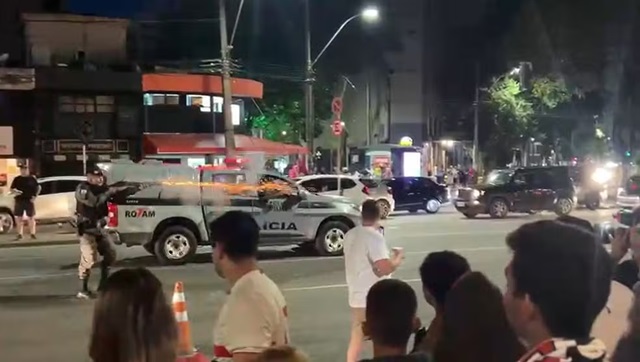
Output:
top-left (219, 0), bottom-right (236, 156)
top-left (304, 0), bottom-right (314, 171)
top-left (303, 4), bottom-right (380, 171)
top-left (472, 63), bottom-right (480, 171)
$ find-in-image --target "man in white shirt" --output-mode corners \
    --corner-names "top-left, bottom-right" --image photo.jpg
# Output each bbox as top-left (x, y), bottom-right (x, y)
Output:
top-left (210, 211), bottom-right (289, 362)
top-left (344, 199), bottom-right (404, 362)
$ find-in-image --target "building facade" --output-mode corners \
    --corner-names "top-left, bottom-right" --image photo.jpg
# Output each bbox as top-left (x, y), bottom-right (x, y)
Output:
top-left (0, 12), bottom-right (266, 176)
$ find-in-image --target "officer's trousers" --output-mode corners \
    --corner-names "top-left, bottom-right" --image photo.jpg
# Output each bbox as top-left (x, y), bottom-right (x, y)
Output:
top-left (78, 234), bottom-right (116, 279)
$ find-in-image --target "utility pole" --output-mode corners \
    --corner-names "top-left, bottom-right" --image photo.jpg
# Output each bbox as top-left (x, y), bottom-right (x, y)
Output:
top-left (365, 72), bottom-right (372, 146)
top-left (472, 63), bottom-right (480, 171)
top-left (219, 0), bottom-right (236, 156)
top-left (304, 0), bottom-right (315, 171)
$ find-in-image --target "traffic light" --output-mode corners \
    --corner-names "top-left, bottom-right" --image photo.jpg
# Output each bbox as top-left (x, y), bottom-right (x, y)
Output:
top-left (625, 150), bottom-right (632, 158)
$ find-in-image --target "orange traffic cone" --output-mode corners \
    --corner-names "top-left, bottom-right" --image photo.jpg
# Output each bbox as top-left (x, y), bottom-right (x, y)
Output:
top-left (173, 282), bottom-right (208, 362)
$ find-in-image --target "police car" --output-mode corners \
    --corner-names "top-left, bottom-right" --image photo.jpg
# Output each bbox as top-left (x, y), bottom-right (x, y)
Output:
top-left (98, 161), bottom-right (361, 265)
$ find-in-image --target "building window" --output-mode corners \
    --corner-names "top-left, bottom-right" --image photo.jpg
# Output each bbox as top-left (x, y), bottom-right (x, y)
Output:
top-left (143, 93), bottom-right (179, 106)
top-left (186, 94), bottom-right (211, 112)
top-left (213, 96), bottom-right (223, 113)
top-left (59, 95), bottom-right (115, 113)
top-left (231, 104), bottom-right (241, 126)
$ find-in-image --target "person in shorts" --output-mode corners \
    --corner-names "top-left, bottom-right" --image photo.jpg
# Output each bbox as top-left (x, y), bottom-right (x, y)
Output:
top-left (10, 164), bottom-right (40, 240)
top-left (344, 199), bottom-right (404, 362)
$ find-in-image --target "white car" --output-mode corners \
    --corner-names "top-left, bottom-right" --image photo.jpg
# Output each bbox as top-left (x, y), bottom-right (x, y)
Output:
top-left (296, 175), bottom-right (395, 218)
top-left (0, 175), bottom-right (86, 233)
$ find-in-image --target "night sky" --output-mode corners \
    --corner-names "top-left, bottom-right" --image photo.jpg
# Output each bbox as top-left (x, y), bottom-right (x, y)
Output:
top-left (62, 0), bottom-right (524, 105)
top-left (66, 0), bottom-right (146, 18)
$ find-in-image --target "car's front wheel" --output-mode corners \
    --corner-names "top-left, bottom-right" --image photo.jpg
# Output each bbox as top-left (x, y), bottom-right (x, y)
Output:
top-left (315, 221), bottom-right (350, 256)
top-left (153, 225), bottom-right (198, 265)
top-left (0, 209), bottom-right (14, 234)
top-left (489, 198), bottom-right (509, 219)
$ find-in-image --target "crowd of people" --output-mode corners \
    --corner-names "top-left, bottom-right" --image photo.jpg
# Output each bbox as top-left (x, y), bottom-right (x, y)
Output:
top-left (85, 204), bottom-right (640, 362)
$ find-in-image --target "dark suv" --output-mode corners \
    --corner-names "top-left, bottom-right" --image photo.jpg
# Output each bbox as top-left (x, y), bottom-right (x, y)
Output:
top-left (384, 177), bottom-right (449, 214)
top-left (455, 166), bottom-right (576, 219)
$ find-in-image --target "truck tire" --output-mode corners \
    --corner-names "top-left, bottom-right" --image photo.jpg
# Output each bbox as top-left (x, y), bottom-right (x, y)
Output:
top-left (315, 220), bottom-right (350, 256)
top-left (153, 225), bottom-right (198, 265)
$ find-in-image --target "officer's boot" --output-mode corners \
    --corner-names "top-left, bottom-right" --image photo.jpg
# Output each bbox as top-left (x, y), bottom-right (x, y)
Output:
top-left (76, 277), bottom-right (95, 300)
top-left (97, 265), bottom-right (110, 292)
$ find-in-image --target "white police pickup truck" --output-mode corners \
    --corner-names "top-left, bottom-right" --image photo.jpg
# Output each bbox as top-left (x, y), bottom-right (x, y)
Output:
top-left (98, 161), bottom-right (361, 265)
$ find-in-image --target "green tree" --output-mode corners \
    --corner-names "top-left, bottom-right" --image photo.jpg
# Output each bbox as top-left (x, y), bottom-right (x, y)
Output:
top-left (246, 78), bottom-right (333, 144)
top-left (485, 73), bottom-right (571, 165)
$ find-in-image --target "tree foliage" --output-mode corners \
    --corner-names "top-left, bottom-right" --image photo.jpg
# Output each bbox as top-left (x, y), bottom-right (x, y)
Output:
top-left (485, 73), bottom-right (571, 163)
top-left (246, 78), bottom-right (334, 144)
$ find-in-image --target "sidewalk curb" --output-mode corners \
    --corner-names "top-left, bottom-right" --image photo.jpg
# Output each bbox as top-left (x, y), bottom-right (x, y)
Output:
top-left (0, 238), bottom-right (77, 249)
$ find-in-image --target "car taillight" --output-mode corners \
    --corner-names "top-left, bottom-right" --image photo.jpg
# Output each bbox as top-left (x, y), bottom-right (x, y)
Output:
top-left (632, 183), bottom-right (639, 191)
top-left (107, 202), bottom-right (118, 227)
top-left (362, 186), bottom-right (370, 195)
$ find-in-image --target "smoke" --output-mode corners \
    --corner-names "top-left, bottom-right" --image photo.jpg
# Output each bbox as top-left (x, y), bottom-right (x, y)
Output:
top-left (101, 154), bottom-right (271, 215)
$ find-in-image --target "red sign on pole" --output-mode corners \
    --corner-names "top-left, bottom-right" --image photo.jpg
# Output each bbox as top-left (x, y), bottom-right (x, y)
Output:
top-left (331, 120), bottom-right (343, 136)
top-left (331, 97), bottom-right (343, 115)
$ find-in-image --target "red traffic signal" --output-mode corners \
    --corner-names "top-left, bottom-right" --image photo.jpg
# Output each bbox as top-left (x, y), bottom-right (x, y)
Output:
top-left (331, 120), bottom-right (343, 136)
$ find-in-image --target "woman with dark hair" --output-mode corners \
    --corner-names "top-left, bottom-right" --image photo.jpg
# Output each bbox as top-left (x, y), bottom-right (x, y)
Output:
top-left (89, 268), bottom-right (178, 362)
top-left (612, 288), bottom-right (640, 362)
top-left (434, 272), bottom-right (525, 362)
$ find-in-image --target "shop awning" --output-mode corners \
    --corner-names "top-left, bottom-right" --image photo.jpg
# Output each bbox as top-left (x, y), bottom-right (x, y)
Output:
top-left (143, 133), bottom-right (308, 156)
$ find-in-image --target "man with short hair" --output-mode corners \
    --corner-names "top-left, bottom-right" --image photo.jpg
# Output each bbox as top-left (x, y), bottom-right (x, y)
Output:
top-left (10, 164), bottom-right (40, 239)
top-left (503, 220), bottom-right (612, 362)
top-left (361, 279), bottom-right (429, 362)
top-left (344, 199), bottom-right (404, 362)
top-left (414, 251), bottom-right (470, 355)
top-left (211, 211), bottom-right (289, 362)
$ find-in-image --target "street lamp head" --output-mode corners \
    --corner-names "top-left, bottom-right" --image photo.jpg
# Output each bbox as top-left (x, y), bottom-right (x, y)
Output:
top-left (361, 7), bottom-right (380, 22)
top-left (281, 131), bottom-right (287, 136)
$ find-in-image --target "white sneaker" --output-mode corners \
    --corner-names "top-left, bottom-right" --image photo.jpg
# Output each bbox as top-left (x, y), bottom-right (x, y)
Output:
top-left (76, 290), bottom-right (96, 300)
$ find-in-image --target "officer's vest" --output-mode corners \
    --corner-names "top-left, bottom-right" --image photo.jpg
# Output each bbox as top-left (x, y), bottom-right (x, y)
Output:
top-left (76, 182), bottom-right (102, 223)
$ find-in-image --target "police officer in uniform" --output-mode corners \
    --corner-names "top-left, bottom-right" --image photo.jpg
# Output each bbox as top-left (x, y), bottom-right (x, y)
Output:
top-left (75, 167), bottom-right (123, 299)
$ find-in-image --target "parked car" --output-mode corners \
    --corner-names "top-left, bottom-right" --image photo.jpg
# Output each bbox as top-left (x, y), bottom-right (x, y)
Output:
top-left (295, 175), bottom-right (395, 218)
top-left (382, 177), bottom-right (449, 214)
top-left (616, 174), bottom-right (640, 209)
top-left (455, 167), bottom-right (576, 219)
top-left (0, 175), bottom-right (86, 233)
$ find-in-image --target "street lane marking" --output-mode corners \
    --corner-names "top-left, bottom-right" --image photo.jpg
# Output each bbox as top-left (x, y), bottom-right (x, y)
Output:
top-left (0, 246), bottom-right (507, 282)
top-left (0, 231), bottom-right (512, 262)
top-left (282, 278), bottom-right (422, 292)
top-left (0, 244), bottom-right (613, 283)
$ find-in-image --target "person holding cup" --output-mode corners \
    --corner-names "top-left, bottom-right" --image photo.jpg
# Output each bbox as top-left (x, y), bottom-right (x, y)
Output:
top-left (344, 199), bottom-right (404, 362)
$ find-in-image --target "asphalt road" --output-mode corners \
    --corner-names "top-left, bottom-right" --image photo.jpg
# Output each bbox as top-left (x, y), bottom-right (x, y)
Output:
top-left (0, 207), bottom-right (613, 362)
